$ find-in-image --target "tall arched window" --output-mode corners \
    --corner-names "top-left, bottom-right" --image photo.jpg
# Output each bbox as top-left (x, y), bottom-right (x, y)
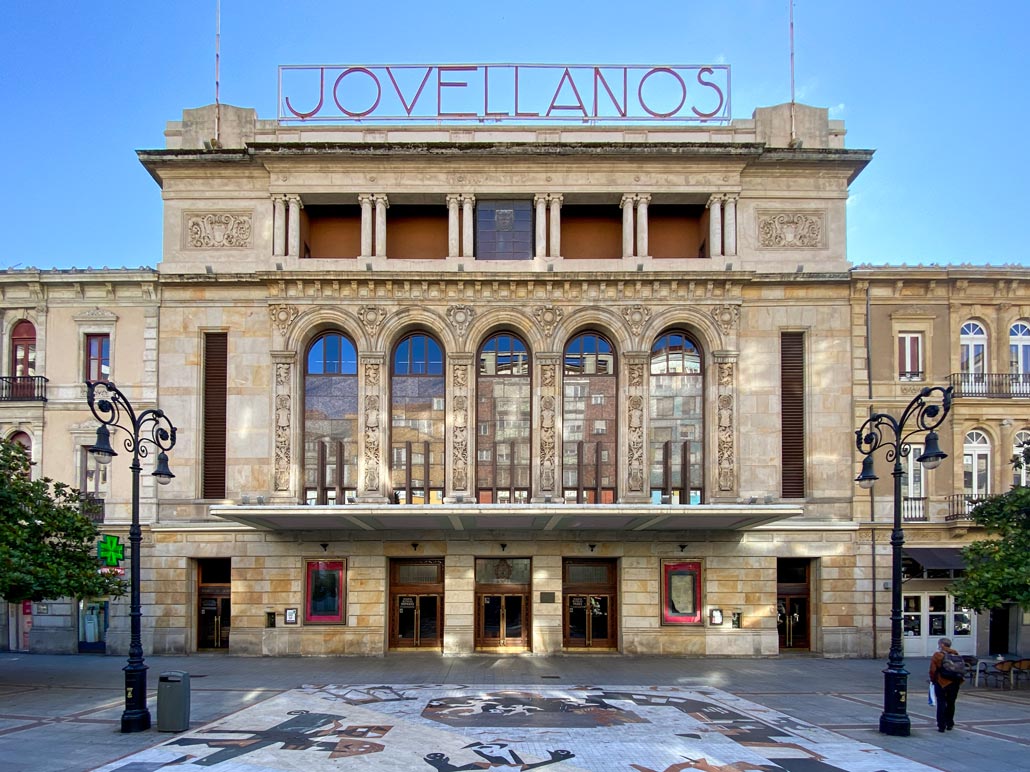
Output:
top-left (1010, 321), bottom-right (1030, 396)
top-left (960, 321), bottom-right (987, 395)
top-left (477, 333), bottom-right (531, 503)
top-left (562, 332), bottom-right (617, 503)
top-left (304, 332), bottom-right (358, 505)
top-left (391, 333), bottom-right (445, 504)
top-left (1014, 429), bottom-right (1030, 488)
top-left (963, 430), bottom-right (991, 501)
top-left (10, 320), bottom-right (36, 377)
top-left (649, 331), bottom-right (703, 504)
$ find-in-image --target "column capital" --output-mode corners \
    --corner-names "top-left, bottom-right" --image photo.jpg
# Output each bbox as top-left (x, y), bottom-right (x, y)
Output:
top-left (620, 193), bottom-right (636, 208)
top-left (286, 193), bottom-right (303, 207)
top-left (548, 194), bottom-right (563, 204)
top-left (446, 194), bottom-right (462, 205)
top-left (358, 193), bottom-right (374, 205)
top-left (373, 194), bottom-right (389, 208)
top-left (706, 194), bottom-right (724, 208)
top-left (460, 193), bottom-right (475, 204)
top-left (534, 193), bottom-right (549, 205)
top-left (635, 193), bottom-right (651, 205)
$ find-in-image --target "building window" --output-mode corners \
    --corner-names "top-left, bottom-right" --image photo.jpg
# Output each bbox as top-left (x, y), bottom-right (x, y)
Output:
top-left (476, 200), bottom-right (533, 260)
top-left (10, 320), bottom-right (36, 377)
top-left (305, 559), bottom-right (346, 624)
top-left (963, 430), bottom-right (991, 499)
top-left (897, 332), bottom-right (923, 381)
top-left (563, 332), bottom-right (617, 503)
top-left (960, 321), bottom-right (988, 395)
top-left (901, 444), bottom-right (926, 520)
top-left (649, 331), bottom-right (703, 505)
top-left (1014, 429), bottom-right (1030, 488)
top-left (304, 332), bottom-right (358, 505)
top-left (84, 334), bottom-right (110, 381)
top-left (661, 560), bottom-right (702, 625)
top-left (1010, 321), bottom-right (1030, 396)
top-left (476, 333), bottom-right (531, 504)
top-left (391, 333), bottom-right (445, 504)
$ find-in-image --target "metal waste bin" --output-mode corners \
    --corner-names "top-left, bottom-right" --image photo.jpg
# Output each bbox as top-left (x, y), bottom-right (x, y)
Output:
top-left (157, 671), bottom-right (190, 732)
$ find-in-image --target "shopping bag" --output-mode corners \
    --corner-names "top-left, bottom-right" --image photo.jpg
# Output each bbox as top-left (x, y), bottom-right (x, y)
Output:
top-left (928, 682), bottom-right (937, 706)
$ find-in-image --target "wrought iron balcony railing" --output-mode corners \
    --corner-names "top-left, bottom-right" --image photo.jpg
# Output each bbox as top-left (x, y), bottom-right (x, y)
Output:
top-left (82, 495), bottom-right (105, 524)
top-left (0, 376), bottom-right (48, 401)
top-left (945, 493), bottom-right (990, 521)
top-left (901, 496), bottom-right (927, 522)
top-left (948, 372), bottom-right (1030, 398)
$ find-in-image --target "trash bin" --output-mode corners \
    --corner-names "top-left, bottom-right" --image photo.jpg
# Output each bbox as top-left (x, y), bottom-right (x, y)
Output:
top-left (157, 671), bottom-right (190, 732)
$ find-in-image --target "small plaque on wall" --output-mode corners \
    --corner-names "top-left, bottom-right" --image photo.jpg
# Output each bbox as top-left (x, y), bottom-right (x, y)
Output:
top-left (284, 608), bottom-right (298, 625)
top-left (540, 592), bottom-right (556, 604)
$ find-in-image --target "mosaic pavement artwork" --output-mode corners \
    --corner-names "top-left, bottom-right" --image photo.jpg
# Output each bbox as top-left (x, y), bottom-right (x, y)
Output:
top-left (93, 684), bottom-right (938, 772)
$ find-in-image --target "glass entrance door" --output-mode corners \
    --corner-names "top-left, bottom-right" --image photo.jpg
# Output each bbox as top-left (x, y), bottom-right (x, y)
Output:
top-left (198, 595), bottom-right (231, 649)
top-left (777, 596), bottom-right (809, 649)
top-left (477, 594), bottom-right (528, 649)
top-left (393, 594), bottom-right (441, 649)
top-left (565, 594), bottom-right (615, 649)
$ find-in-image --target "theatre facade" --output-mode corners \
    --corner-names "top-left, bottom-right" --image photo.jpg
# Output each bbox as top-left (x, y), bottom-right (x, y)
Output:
top-left (3, 91), bottom-right (1028, 657)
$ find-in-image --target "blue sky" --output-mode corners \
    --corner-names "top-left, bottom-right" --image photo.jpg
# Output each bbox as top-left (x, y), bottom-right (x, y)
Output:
top-left (1, 1), bottom-right (1026, 270)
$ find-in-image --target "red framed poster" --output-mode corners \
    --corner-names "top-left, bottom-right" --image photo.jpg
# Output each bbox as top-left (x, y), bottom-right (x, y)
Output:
top-left (305, 560), bottom-right (346, 624)
top-left (661, 560), bottom-right (702, 625)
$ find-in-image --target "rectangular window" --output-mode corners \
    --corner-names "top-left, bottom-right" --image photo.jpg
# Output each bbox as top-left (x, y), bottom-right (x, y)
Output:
top-left (85, 334), bottom-right (110, 381)
top-left (476, 199), bottom-right (533, 260)
top-left (661, 560), bottom-right (702, 625)
top-left (305, 559), bottom-right (346, 623)
top-left (202, 333), bottom-right (228, 499)
top-left (898, 332), bottom-right (923, 381)
top-left (780, 332), bottom-right (806, 498)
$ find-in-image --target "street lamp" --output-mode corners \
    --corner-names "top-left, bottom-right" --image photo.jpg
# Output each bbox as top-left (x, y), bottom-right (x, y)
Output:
top-left (855, 385), bottom-right (952, 737)
top-left (86, 380), bottom-right (177, 733)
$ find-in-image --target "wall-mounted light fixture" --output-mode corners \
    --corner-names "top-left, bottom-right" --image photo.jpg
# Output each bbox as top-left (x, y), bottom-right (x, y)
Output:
top-left (320, 543), bottom-right (329, 553)
top-left (411, 542), bottom-right (419, 552)
top-left (588, 544), bottom-right (597, 553)
top-left (500, 543), bottom-right (507, 552)
top-left (678, 544), bottom-right (688, 553)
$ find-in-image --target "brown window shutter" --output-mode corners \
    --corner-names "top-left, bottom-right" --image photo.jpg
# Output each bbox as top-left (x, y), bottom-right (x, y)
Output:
top-left (203, 333), bottom-right (228, 499)
top-left (780, 332), bottom-right (805, 498)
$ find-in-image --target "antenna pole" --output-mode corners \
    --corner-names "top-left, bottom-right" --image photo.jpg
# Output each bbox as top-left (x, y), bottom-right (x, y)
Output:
top-left (215, 0), bottom-right (221, 146)
top-left (789, 0), bottom-right (796, 144)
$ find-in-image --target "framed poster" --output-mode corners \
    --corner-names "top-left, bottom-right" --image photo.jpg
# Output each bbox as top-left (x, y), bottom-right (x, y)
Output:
top-left (661, 560), bottom-right (702, 625)
top-left (305, 560), bottom-right (346, 624)
top-left (284, 608), bottom-right (298, 625)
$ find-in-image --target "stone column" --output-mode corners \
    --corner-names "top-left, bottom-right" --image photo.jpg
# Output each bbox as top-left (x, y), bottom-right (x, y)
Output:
top-left (446, 194), bottom-right (461, 257)
top-left (374, 194), bottom-right (389, 258)
top-left (621, 194), bottom-right (635, 257)
top-left (271, 351), bottom-right (297, 498)
top-left (622, 352), bottom-right (651, 504)
top-left (534, 194), bottom-right (548, 258)
top-left (707, 194), bottom-right (723, 259)
top-left (357, 353), bottom-right (389, 503)
top-left (548, 195), bottom-right (562, 258)
top-left (635, 194), bottom-right (650, 259)
top-left (447, 355), bottom-right (474, 501)
top-left (461, 195), bottom-right (475, 259)
top-left (272, 196), bottom-right (286, 257)
top-left (286, 195), bottom-right (302, 258)
top-left (723, 195), bottom-right (737, 257)
top-left (359, 194), bottom-right (374, 258)
top-left (534, 353), bottom-right (562, 501)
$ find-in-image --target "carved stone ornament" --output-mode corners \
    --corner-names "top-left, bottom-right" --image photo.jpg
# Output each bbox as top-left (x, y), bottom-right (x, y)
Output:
top-left (359, 306), bottom-right (387, 340)
top-left (622, 305), bottom-right (651, 337)
top-left (718, 362), bottom-right (734, 387)
top-left (273, 368), bottom-right (292, 491)
top-left (447, 305), bottom-right (476, 338)
top-left (453, 363), bottom-right (469, 390)
top-left (365, 362), bottom-right (381, 387)
top-left (541, 363), bottom-right (556, 389)
top-left (73, 307), bottom-right (118, 324)
top-left (269, 304), bottom-right (298, 338)
top-left (452, 394), bottom-right (469, 490)
top-left (627, 395), bottom-right (644, 492)
top-left (185, 211), bottom-right (253, 249)
top-left (534, 306), bottom-right (564, 338)
top-left (711, 305), bottom-right (740, 336)
top-left (758, 211), bottom-right (824, 249)
top-left (628, 363), bottom-right (644, 388)
top-left (540, 394), bottom-right (556, 492)
top-left (364, 394), bottom-right (381, 491)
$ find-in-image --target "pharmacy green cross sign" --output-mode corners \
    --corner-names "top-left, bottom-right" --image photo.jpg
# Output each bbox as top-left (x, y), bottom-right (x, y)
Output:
top-left (98, 534), bottom-right (124, 567)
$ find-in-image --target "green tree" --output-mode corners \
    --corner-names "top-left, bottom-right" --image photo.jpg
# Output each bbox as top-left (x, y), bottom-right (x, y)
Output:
top-left (949, 441), bottom-right (1030, 613)
top-left (0, 439), bottom-right (125, 602)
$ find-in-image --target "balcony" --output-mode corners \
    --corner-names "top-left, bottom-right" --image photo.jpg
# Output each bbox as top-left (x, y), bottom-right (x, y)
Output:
top-left (0, 376), bottom-right (48, 402)
top-left (948, 372), bottom-right (1030, 398)
top-left (83, 495), bottom-right (105, 524)
top-left (902, 496), bottom-right (927, 522)
top-left (945, 493), bottom-right (990, 521)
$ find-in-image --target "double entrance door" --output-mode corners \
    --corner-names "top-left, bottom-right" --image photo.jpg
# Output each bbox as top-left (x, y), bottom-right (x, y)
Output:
top-left (197, 558), bottom-right (231, 650)
top-left (777, 557), bottom-right (811, 650)
top-left (389, 559), bottom-right (443, 650)
top-left (475, 557), bottom-right (532, 651)
top-left (563, 559), bottom-right (617, 650)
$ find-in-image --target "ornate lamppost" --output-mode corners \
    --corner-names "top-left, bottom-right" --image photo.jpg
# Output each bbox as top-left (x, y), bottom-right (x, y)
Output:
top-left (855, 385), bottom-right (953, 737)
top-left (87, 380), bottom-right (177, 733)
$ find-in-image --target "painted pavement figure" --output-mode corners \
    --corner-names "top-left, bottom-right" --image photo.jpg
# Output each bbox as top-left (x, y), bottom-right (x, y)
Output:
top-left (929, 636), bottom-right (963, 732)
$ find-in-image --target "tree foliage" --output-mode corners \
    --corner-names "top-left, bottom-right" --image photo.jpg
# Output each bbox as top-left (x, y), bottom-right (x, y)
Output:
top-left (0, 439), bottom-right (126, 602)
top-left (950, 443), bottom-right (1030, 613)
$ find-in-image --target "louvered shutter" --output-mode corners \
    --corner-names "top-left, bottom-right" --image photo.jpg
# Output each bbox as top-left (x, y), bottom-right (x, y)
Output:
top-left (780, 332), bottom-right (805, 498)
top-left (203, 333), bottom-right (228, 499)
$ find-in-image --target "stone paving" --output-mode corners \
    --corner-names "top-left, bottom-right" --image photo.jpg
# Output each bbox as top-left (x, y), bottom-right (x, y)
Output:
top-left (94, 683), bottom-right (936, 772)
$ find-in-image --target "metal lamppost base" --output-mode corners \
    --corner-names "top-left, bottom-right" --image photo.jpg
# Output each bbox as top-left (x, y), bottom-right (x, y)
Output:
top-left (879, 666), bottom-right (911, 736)
top-left (121, 664), bottom-right (151, 733)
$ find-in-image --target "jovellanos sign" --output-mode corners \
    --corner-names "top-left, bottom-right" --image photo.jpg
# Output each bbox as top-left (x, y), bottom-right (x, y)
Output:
top-left (278, 64), bottom-right (730, 123)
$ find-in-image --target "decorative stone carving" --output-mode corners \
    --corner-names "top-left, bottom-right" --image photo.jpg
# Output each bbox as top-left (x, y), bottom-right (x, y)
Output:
top-left (269, 304), bottom-right (298, 338)
top-left (447, 305), bottom-right (476, 339)
top-left (540, 395), bottom-right (556, 492)
top-left (364, 394), bottom-right (380, 491)
top-left (628, 363), bottom-right (644, 388)
top-left (452, 394), bottom-right (469, 491)
top-left (711, 305), bottom-right (740, 336)
top-left (716, 360), bottom-right (736, 491)
top-left (453, 363), bottom-right (469, 390)
top-left (541, 363), bottom-right (556, 389)
top-left (359, 306), bottom-right (387, 340)
top-left (365, 363), bottom-right (380, 387)
top-left (273, 362), bottom-right (292, 491)
top-left (185, 212), bottom-right (253, 249)
top-left (718, 362), bottom-right (733, 387)
top-left (534, 306), bottom-right (564, 338)
top-left (758, 211), bottom-right (824, 249)
top-left (622, 305), bottom-right (651, 336)
top-left (627, 395), bottom-right (644, 492)
top-left (73, 307), bottom-right (118, 324)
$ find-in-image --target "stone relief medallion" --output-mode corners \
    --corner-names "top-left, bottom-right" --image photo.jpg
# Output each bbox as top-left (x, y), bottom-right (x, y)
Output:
top-left (622, 305), bottom-right (651, 336)
top-left (359, 306), bottom-right (387, 340)
top-left (534, 306), bottom-right (564, 338)
top-left (184, 211), bottom-right (253, 249)
top-left (269, 304), bottom-right (298, 338)
top-left (711, 305), bottom-right (740, 336)
top-left (447, 305), bottom-right (475, 339)
top-left (757, 211), bottom-right (825, 249)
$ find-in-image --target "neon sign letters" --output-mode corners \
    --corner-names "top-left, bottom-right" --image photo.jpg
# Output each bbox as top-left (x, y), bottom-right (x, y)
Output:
top-left (279, 64), bottom-right (730, 123)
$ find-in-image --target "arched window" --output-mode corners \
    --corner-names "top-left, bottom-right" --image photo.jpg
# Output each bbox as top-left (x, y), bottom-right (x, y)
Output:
top-left (649, 331), bottom-right (703, 504)
top-left (477, 333), bottom-right (531, 504)
top-left (963, 430), bottom-right (991, 500)
top-left (10, 320), bottom-right (36, 377)
top-left (304, 332), bottom-right (358, 505)
top-left (1010, 321), bottom-right (1030, 396)
top-left (959, 321), bottom-right (987, 395)
top-left (9, 431), bottom-right (31, 453)
top-left (562, 332), bottom-right (617, 503)
top-left (1014, 429), bottom-right (1030, 488)
top-left (391, 333), bottom-right (445, 504)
